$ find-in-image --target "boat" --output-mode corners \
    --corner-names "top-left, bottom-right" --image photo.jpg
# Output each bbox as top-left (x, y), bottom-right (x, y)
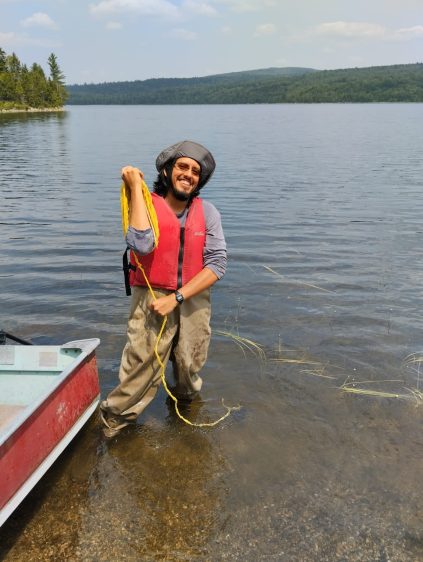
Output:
top-left (0, 337), bottom-right (100, 527)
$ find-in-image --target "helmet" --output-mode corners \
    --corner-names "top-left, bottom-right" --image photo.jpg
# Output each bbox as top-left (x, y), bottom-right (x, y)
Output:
top-left (156, 140), bottom-right (216, 188)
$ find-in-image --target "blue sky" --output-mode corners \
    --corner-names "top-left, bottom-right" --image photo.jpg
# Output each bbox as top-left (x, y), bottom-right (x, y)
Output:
top-left (1, 0), bottom-right (422, 84)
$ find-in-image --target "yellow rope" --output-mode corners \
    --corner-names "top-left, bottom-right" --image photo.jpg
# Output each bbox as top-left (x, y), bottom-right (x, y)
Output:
top-left (121, 181), bottom-right (240, 427)
top-left (120, 181), bottom-right (159, 247)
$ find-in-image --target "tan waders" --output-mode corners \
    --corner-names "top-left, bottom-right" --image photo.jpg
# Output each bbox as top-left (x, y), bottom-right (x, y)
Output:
top-left (100, 286), bottom-right (211, 433)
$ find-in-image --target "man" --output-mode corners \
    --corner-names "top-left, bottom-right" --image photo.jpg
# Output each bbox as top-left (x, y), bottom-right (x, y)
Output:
top-left (100, 140), bottom-right (227, 436)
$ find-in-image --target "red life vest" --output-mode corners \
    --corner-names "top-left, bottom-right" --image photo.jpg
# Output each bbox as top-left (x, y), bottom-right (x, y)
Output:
top-left (130, 193), bottom-right (206, 291)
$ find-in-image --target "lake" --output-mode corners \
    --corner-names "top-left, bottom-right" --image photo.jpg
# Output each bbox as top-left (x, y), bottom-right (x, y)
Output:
top-left (1, 104), bottom-right (423, 561)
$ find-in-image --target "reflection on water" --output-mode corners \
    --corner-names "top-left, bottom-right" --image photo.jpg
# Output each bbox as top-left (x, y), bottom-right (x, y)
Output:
top-left (1, 106), bottom-right (423, 560)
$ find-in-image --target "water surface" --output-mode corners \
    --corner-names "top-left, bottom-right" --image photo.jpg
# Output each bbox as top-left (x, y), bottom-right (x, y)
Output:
top-left (1, 105), bottom-right (422, 561)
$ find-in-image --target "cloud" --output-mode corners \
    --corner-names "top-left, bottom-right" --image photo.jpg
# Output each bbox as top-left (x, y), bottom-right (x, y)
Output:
top-left (213, 0), bottom-right (273, 13)
top-left (0, 31), bottom-right (19, 46)
top-left (106, 21), bottom-right (123, 29)
top-left (90, 0), bottom-right (217, 21)
top-left (253, 23), bottom-right (276, 38)
top-left (21, 12), bottom-right (58, 29)
top-left (316, 21), bottom-right (387, 39)
top-left (182, 0), bottom-right (217, 17)
top-left (396, 25), bottom-right (423, 38)
top-left (89, 0), bottom-right (180, 19)
top-left (171, 27), bottom-right (197, 40)
top-left (0, 30), bottom-right (59, 47)
top-left (315, 21), bottom-right (423, 42)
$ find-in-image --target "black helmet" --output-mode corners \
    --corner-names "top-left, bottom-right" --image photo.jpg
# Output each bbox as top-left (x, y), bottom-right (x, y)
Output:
top-left (156, 140), bottom-right (216, 188)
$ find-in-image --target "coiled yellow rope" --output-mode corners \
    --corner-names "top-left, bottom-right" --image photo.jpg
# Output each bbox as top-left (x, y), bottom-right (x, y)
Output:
top-left (120, 181), bottom-right (159, 246)
top-left (121, 181), bottom-right (240, 427)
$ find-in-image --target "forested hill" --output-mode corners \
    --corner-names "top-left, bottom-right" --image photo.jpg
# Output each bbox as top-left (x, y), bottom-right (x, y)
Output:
top-left (66, 67), bottom-right (315, 104)
top-left (66, 63), bottom-right (423, 104)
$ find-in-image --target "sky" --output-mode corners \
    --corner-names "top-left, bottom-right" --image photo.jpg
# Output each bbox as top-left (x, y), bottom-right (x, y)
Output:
top-left (1, 0), bottom-right (422, 84)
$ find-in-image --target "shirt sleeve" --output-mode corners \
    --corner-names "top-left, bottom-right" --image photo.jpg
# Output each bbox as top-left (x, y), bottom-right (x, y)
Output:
top-left (202, 200), bottom-right (227, 280)
top-left (125, 225), bottom-right (155, 256)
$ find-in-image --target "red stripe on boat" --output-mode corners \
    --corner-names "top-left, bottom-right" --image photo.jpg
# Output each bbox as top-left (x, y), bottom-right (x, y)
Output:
top-left (0, 354), bottom-right (99, 510)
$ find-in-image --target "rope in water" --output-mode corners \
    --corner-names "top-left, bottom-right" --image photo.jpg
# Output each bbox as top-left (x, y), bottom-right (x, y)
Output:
top-left (120, 181), bottom-right (240, 427)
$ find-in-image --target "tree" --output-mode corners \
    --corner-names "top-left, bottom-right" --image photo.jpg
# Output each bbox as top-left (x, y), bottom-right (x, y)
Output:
top-left (0, 47), bottom-right (6, 73)
top-left (6, 52), bottom-right (21, 75)
top-left (47, 52), bottom-right (67, 105)
top-left (4, 52), bottom-right (24, 103)
top-left (48, 53), bottom-right (65, 84)
top-left (25, 63), bottom-right (48, 107)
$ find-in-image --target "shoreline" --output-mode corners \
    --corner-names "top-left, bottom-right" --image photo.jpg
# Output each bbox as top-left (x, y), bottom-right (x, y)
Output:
top-left (0, 107), bottom-right (65, 114)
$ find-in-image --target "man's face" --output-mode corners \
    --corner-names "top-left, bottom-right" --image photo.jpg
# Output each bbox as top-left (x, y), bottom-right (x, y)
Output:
top-left (169, 157), bottom-right (201, 200)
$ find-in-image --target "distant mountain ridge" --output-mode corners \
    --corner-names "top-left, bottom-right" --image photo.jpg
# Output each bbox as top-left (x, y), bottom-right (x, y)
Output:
top-left (66, 63), bottom-right (423, 104)
top-left (192, 67), bottom-right (317, 79)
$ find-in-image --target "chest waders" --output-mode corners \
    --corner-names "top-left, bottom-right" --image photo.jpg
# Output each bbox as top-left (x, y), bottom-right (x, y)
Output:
top-left (120, 181), bottom-right (240, 427)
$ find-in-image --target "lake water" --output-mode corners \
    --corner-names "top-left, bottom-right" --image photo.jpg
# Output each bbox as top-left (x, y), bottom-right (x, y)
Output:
top-left (1, 104), bottom-right (423, 561)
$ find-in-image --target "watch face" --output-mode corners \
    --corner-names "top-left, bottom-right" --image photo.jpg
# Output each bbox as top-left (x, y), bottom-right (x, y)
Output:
top-left (176, 291), bottom-right (184, 303)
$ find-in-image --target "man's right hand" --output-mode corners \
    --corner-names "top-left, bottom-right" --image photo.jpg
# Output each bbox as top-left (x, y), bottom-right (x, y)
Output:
top-left (121, 166), bottom-right (145, 194)
top-left (122, 166), bottom-right (151, 230)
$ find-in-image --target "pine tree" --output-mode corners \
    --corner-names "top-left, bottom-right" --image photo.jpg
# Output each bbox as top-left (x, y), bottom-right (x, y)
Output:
top-left (47, 52), bottom-right (67, 105)
top-left (48, 53), bottom-right (64, 84)
top-left (0, 48), bottom-right (9, 102)
top-left (5, 52), bottom-right (24, 104)
top-left (27, 63), bottom-right (48, 107)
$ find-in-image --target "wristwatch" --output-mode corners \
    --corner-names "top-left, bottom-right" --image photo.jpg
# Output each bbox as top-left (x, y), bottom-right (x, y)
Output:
top-left (175, 290), bottom-right (184, 304)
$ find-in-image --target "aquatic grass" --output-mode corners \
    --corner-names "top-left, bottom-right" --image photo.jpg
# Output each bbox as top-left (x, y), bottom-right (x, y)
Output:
top-left (402, 352), bottom-right (423, 391)
top-left (404, 387), bottom-right (423, 405)
top-left (215, 330), bottom-right (423, 404)
top-left (269, 340), bottom-right (335, 378)
top-left (272, 348), bottom-right (342, 381)
top-left (269, 357), bottom-right (321, 365)
top-left (340, 386), bottom-right (405, 399)
top-left (215, 330), bottom-right (266, 361)
top-left (403, 353), bottom-right (423, 364)
top-left (337, 351), bottom-right (423, 403)
top-left (339, 378), bottom-right (423, 402)
top-left (300, 368), bottom-right (336, 380)
top-left (263, 265), bottom-right (335, 294)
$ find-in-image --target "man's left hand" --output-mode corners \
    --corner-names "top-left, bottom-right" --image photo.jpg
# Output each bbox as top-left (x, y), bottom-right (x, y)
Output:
top-left (150, 294), bottom-right (178, 317)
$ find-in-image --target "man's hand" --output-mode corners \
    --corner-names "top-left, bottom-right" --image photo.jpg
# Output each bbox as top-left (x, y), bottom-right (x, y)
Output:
top-left (150, 294), bottom-right (178, 317)
top-left (122, 165), bottom-right (151, 230)
top-left (121, 166), bottom-right (144, 195)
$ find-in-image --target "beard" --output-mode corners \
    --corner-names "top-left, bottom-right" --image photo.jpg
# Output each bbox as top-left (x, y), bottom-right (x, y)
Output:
top-left (169, 183), bottom-right (191, 201)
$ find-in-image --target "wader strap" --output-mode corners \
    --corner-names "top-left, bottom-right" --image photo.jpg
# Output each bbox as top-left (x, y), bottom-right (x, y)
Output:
top-left (122, 247), bottom-right (135, 296)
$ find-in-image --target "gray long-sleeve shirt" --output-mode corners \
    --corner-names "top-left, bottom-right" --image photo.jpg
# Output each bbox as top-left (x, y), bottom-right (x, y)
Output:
top-left (126, 199), bottom-right (227, 279)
